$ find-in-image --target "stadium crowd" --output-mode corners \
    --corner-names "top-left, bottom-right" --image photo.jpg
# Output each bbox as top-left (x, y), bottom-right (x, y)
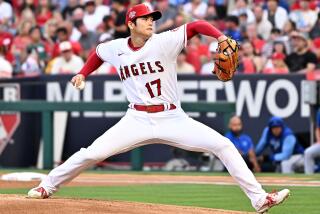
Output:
top-left (0, 0), bottom-right (320, 78)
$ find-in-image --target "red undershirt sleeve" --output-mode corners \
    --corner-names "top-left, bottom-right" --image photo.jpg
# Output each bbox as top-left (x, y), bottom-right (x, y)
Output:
top-left (78, 51), bottom-right (104, 78)
top-left (186, 20), bottom-right (223, 40)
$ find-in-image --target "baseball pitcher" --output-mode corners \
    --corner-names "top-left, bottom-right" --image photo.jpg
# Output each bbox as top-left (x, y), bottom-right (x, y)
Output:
top-left (28, 4), bottom-right (289, 213)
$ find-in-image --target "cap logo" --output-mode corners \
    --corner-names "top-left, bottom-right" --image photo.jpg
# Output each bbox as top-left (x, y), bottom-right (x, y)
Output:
top-left (129, 11), bottom-right (136, 19)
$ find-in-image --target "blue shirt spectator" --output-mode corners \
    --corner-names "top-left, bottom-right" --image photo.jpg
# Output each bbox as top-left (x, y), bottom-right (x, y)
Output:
top-left (224, 15), bottom-right (243, 41)
top-left (225, 116), bottom-right (260, 172)
top-left (256, 116), bottom-right (304, 173)
top-left (256, 116), bottom-right (304, 161)
top-left (225, 131), bottom-right (253, 156)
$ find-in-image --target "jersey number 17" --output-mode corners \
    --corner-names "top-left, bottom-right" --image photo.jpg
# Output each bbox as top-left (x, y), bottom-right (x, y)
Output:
top-left (145, 79), bottom-right (161, 98)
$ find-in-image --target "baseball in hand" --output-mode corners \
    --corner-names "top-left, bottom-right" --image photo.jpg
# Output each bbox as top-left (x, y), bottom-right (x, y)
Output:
top-left (76, 81), bottom-right (85, 90)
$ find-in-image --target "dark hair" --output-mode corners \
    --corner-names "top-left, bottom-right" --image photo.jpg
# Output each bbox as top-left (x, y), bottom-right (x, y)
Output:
top-left (288, 20), bottom-right (296, 31)
top-left (238, 0), bottom-right (248, 4)
top-left (112, 0), bottom-right (127, 5)
top-left (29, 26), bottom-right (41, 35)
top-left (73, 19), bottom-right (84, 28)
top-left (272, 41), bottom-right (287, 55)
top-left (85, 1), bottom-right (95, 6)
top-left (56, 27), bottom-right (68, 35)
top-left (271, 28), bottom-right (281, 34)
top-left (103, 15), bottom-right (112, 23)
top-left (225, 16), bottom-right (239, 26)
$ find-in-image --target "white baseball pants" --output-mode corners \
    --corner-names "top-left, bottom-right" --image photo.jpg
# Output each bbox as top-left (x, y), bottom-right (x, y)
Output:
top-left (40, 107), bottom-right (267, 210)
top-left (281, 154), bottom-right (304, 173)
top-left (304, 143), bottom-right (320, 174)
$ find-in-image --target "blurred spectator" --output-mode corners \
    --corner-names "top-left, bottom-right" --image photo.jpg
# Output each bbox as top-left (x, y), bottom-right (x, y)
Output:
top-left (290, 0), bottom-right (318, 12)
top-left (304, 109), bottom-right (320, 174)
top-left (51, 26), bottom-right (82, 58)
top-left (263, 0), bottom-right (288, 29)
top-left (183, 0), bottom-right (208, 20)
top-left (272, 41), bottom-right (287, 56)
top-left (0, 0), bottom-right (13, 28)
top-left (18, 6), bottom-right (37, 25)
top-left (279, 20), bottom-right (297, 54)
top-left (206, 14), bottom-right (225, 33)
top-left (289, 0), bottom-right (317, 34)
top-left (176, 49), bottom-right (195, 74)
top-left (0, 40), bottom-right (13, 78)
top-left (262, 52), bottom-right (289, 74)
top-left (214, 0), bottom-right (227, 19)
top-left (62, 0), bottom-right (80, 20)
top-left (168, 0), bottom-right (188, 8)
top-left (49, 41), bottom-right (84, 74)
top-left (275, 0), bottom-right (290, 12)
top-left (0, 24), bottom-right (14, 63)
top-left (163, 148), bottom-right (190, 171)
top-left (229, 0), bottom-right (255, 24)
top-left (186, 34), bottom-right (209, 73)
top-left (74, 19), bottom-right (99, 59)
top-left (27, 26), bottom-right (48, 70)
top-left (244, 23), bottom-right (265, 55)
top-left (173, 12), bottom-right (186, 28)
top-left (70, 7), bottom-right (84, 42)
top-left (155, 0), bottom-right (176, 33)
top-left (253, 5), bottom-right (272, 41)
top-left (205, 4), bottom-right (218, 22)
top-left (285, 31), bottom-right (317, 73)
top-left (43, 19), bottom-right (58, 45)
top-left (19, 0), bottom-right (37, 13)
top-left (10, 20), bottom-right (33, 70)
top-left (261, 28), bottom-right (282, 58)
top-left (255, 116), bottom-right (304, 173)
top-left (21, 47), bottom-right (42, 76)
top-left (98, 15), bottom-right (115, 42)
top-left (224, 15), bottom-right (243, 42)
top-left (36, 0), bottom-right (53, 28)
top-left (225, 116), bottom-right (261, 173)
top-left (311, 38), bottom-right (320, 68)
top-left (83, 0), bottom-right (110, 32)
top-left (111, 0), bottom-right (129, 39)
top-left (238, 40), bottom-right (265, 73)
top-left (238, 11), bottom-right (249, 35)
top-left (309, 13), bottom-right (320, 39)
top-left (200, 41), bottom-right (218, 75)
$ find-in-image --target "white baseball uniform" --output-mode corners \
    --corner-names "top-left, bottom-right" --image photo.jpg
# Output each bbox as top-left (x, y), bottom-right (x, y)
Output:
top-left (39, 25), bottom-right (267, 210)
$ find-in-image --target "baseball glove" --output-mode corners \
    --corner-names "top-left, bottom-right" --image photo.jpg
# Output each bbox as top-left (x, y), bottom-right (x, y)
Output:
top-left (213, 38), bottom-right (239, 81)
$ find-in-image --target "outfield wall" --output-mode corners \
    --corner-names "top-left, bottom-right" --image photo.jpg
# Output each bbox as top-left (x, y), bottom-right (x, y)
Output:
top-left (0, 74), bottom-right (312, 167)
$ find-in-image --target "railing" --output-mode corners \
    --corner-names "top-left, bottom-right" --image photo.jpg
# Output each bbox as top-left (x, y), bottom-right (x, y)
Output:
top-left (0, 101), bottom-right (235, 170)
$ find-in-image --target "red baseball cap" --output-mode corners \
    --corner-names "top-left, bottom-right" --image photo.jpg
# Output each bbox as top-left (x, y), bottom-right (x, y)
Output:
top-left (126, 4), bottom-right (162, 25)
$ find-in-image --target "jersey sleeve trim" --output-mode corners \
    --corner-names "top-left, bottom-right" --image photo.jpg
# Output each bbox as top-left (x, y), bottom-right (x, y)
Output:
top-left (183, 24), bottom-right (187, 48)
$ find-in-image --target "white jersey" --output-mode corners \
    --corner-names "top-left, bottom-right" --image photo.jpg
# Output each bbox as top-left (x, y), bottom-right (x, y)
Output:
top-left (96, 25), bottom-right (187, 106)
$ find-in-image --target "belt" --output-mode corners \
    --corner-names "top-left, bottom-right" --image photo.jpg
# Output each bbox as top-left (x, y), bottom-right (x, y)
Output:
top-left (133, 104), bottom-right (176, 113)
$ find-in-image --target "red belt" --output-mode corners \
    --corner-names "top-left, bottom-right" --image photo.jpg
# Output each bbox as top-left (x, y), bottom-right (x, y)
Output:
top-left (133, 104), bottom-right (176, 113)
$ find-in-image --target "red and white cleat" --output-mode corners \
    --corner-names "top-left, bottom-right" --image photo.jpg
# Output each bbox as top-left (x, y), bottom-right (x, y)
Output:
top-left (256, 189), bottom-right (290, 213)
top-left (27, 187), bottom-right (50, 199)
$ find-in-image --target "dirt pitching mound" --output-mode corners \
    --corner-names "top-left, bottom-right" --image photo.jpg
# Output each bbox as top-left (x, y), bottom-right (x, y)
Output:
top-left (0, 195), bottom-right (252, 214)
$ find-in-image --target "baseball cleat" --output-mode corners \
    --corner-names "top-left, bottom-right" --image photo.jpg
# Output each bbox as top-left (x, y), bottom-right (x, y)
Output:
top-left (256, 189), bottom-right (290, 213)
top-left (27, 187), bottom-right (50, 199)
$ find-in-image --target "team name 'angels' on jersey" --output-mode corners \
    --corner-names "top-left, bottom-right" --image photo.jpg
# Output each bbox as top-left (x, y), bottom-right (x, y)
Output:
top-left (96, 24), bottom-right (187, 106)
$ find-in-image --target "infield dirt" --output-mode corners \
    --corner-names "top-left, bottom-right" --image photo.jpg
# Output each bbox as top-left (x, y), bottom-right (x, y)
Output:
top-left (1, 173), bottom-right (313, 214)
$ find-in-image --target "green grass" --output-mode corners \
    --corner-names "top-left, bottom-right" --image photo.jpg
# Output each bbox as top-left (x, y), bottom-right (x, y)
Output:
top-left (1, 184), bottom-right (320, 214)
top-left (1, 169), bottom-right (320, 180)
